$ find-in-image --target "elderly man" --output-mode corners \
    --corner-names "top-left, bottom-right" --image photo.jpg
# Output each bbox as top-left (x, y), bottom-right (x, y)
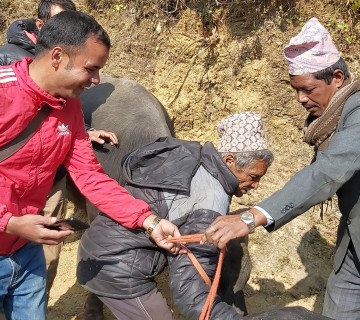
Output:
top-left (203, 17), bottom-right (360, 320)
top-left (77, 112), bottom-right (273, 320)
top-left (0, 11), bottom-right (180, 320)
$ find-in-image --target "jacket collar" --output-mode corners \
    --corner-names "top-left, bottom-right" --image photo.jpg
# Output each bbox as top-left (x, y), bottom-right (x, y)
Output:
top-left (122, 137), bottom-right (202, 193)
top-left (201, 142), bottom-right (239, 196)
top-left (122, 137), bottom-right (239, 196)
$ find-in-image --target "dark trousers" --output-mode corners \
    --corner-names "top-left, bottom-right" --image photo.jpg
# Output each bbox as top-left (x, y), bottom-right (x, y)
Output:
top-left (98, 288), bottom-right (174, 320)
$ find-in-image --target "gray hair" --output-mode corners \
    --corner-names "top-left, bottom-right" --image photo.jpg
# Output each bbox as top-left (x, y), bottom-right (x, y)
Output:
top-left (220, 150), bottom-right (274, 171)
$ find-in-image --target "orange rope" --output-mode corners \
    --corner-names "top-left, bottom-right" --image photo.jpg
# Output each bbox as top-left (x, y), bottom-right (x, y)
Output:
top-left (168, 234), bottom-right (225, 320)
top-left (167, 234), bottom-right (203, 243)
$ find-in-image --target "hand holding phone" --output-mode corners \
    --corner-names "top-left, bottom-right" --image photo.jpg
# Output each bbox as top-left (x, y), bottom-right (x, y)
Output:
top-left (45, 217), bottom-right (89, 231)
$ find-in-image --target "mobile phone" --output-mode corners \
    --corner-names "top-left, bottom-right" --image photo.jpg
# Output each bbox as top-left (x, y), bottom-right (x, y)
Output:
top-left (46, 217), bottom-right (89, 231)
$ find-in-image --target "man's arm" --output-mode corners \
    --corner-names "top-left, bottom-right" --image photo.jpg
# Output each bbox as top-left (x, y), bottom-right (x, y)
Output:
top-left (203, 98), bottom-right (360, 248)
top-left (64, 104), bottom-right (181, 251)
top-left (0, 183), bottom-right (72, 244)
top-left (259, 102), bottom-right (360, 230)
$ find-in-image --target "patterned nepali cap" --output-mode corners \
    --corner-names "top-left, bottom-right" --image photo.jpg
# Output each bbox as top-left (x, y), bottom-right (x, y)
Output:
top-left (284, 17), bottom-right (341, 75)
top-left (217, 112), bottom-right (268, 153)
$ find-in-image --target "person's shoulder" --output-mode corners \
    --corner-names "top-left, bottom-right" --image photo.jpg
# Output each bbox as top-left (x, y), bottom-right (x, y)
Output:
top-left (4, 18), bottom-right (36, 60)
top-left (0, 44), bottom-right (23, 66)
top-left (345, 90), bottom-right (360, 105)
top-left (0, 62), bottom-right (18, 81)
top-left (338, 90), bottom-right (360, 128)
top-left (343, 91), bottom-right (360, 114)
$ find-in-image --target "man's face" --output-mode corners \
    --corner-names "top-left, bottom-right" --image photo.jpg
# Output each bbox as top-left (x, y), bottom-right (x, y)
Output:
top-left (226, 158), bottom-right (269, 197)
top-left (290, 73), bottom-right (340, 117)
top-left (52, 36), bottom-right (109, 98)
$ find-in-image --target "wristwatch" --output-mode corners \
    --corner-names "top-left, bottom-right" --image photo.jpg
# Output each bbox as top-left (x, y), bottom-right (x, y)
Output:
top-left (240, 211), bottom-right (255, 234)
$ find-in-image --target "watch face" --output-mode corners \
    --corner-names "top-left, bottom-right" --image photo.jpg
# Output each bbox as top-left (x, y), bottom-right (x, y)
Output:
top-left (241, 212), bottom-right (253, 223)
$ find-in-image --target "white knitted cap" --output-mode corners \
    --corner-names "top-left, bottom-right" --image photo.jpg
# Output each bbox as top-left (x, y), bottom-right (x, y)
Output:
top-left (217, 112), bottom-right (268, 152)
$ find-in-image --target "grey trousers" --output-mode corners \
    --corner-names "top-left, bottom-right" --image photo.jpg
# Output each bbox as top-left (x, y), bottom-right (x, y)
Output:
top-left (98, 288), bottom-right (174, 320)
top-left (323, 242), bottom-right (360, 319)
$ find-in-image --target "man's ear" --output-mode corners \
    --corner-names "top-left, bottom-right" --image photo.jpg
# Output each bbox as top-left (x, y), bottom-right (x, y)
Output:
top-left (223, 153), bottom-right (236, 168)
top-left (333, 69), bottom-right (345, 88)
top-left (35, 18), bottom-right (45, 31)
top-left (51, 47), bottom-right (64, 69)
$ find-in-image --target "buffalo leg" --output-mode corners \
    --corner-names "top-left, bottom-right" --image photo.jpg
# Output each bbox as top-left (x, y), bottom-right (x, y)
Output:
top-left (218, 237), bottom-right (251, 315)
top-left (83, 293), bottom-right (104, 320)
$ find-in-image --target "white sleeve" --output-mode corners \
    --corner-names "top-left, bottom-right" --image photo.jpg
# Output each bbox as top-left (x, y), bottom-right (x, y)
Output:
top-left (254, 205), bottom-right (274, 227)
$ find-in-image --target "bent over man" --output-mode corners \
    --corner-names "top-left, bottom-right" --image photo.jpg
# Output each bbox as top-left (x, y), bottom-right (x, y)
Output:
top-left (77, 112), bottom-right (273, 320)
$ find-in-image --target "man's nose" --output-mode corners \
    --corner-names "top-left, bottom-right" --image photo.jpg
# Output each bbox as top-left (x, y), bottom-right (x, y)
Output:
top-left (252, 181), bottom-right (260, 190)
top-left (297, 90), bottom-right (309, 104)
top-left (90, 71), bottom-right (100, 85)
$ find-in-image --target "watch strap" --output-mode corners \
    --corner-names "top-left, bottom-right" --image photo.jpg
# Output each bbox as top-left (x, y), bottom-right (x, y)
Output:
top-left (241, 211), bottom-right (255, 234)
top-left (145, 216), bottom-right (161, 237)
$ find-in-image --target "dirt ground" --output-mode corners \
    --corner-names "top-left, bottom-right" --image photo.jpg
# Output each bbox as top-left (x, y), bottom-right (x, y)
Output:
top-left (1, 0), bottom-right (360, 319)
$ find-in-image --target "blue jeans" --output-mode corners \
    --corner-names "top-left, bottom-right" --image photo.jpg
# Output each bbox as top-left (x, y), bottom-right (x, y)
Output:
top-left (0, 242), bottom-right (46, 320)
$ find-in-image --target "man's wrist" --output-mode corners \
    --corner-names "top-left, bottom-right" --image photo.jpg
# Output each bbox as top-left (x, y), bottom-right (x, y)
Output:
top-left (4, 215), bottom-right (18, 234)
top-left (145, 216), bottom-right (161, 237)
top-left (240, 211), bottom-right (255, 233)
top-left (249, 208), bottom-right (268, 227)
top-left (142, 214), bottom-right (159, 230)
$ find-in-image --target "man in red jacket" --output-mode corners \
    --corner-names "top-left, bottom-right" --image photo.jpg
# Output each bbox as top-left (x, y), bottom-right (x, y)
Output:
top-left (0, 10), bottom-right (180, 320)
top-left (0, 0), bottom-right (120, 298)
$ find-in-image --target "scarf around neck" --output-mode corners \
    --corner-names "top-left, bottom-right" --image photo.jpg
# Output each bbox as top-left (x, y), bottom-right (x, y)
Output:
top-left (303, 73), bottom-right (360, 152)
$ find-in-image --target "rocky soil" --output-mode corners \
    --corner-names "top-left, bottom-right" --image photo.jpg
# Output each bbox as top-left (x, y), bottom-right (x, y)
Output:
top-left (1, 0), bottom-right (359, 319)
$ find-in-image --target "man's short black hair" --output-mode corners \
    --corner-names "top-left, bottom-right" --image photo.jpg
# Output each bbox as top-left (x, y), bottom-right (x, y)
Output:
top-left (35, 11), bottom-right (111, 56)
top-left (37, 0), bottom-right (76, 22)
top-left (313, 57), bottom-right (349, 84)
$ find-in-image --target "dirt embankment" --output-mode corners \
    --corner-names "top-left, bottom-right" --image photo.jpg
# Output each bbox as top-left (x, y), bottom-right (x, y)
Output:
top-left (1, 0), bottom-right (360, 319)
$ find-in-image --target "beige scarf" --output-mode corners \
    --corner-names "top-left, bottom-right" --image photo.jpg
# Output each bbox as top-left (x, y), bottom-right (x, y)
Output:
top-left (303, 74), bottom-right (360, 152)
top-left (303, 74), bottom-right (360, 218)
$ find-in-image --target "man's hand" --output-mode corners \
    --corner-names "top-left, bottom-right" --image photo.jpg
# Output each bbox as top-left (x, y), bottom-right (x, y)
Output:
top-left (88, 129), bottom-right (118, 146)
top-left (201, 208), bottom-right (267, 249)
top-left (5, 215), bottom-right (73, 245)
top-left (143, 214), bottom-right (183, 255)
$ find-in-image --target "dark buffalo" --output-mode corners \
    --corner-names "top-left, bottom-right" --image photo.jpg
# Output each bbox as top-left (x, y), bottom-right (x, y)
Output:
top-left (72, 77), bottom-right (327, 320)
top-left (219, 237), bottom-right (251, 315)
top-left (69, 76), bottom-right (175, 221)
